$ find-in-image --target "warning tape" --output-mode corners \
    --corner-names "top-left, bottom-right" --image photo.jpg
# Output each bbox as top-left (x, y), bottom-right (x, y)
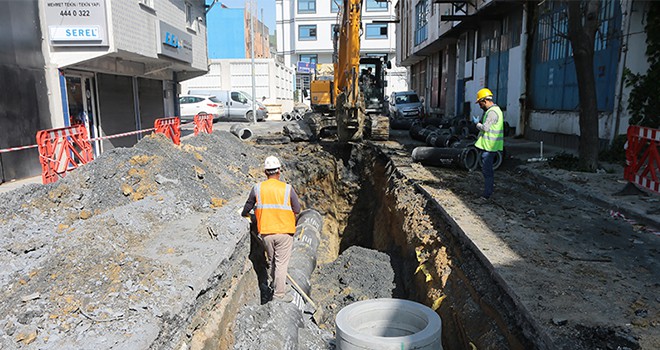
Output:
top-left (0, 118), bottom-right (194, 155)
top-left (609, 210), bottom-right (660, 236)
top-left (0, 144), bottom-right (39, 154)
top-left (89, 128), bottom-right (155, 142)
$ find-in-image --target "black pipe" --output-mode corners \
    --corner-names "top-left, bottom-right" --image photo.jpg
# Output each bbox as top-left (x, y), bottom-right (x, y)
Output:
top-left (287, 209), bottom-right (323, 297)
top-left (427, 133), bottom-right (460, 148)
top-left (411, 146), bottom-right (479, 171)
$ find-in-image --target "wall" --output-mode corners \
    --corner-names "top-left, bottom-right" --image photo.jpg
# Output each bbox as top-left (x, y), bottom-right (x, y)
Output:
top-left (180, 58), bottom-right (295, 112)
top-left (612, 0), bottom-right (650, 138)
top-left (505, 45), bottom-right (523, 132)
top-left (0, 0), bottom-right (51, 181)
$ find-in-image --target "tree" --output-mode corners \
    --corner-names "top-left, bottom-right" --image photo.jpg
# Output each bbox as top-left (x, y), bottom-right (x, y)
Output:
top-left (565, 0), bottom-right (601, 171)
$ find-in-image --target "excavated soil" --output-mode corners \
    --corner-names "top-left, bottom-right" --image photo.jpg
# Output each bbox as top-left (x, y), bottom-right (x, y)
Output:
top-left (1, 122), bottom-right (658, 350)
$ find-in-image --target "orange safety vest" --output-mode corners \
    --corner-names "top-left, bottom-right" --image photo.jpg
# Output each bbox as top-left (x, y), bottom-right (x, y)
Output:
top-left (254, 178), bottom-right (296, 234)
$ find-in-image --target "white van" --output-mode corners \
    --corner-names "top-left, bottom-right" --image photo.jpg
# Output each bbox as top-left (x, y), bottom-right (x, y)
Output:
top-left (187, 89), bottom-right (267, 122)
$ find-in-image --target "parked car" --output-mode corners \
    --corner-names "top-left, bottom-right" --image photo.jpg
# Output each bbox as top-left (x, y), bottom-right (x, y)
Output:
top-left (388, 91), bottom-right (424, 121)
top-left (188, 89), bottom-right (267, 122)
top-left (178, 95), bottom-right (225, 122)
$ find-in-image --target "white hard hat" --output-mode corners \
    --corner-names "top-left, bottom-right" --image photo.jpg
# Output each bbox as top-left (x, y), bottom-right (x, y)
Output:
top-left (264, 156), bottom-right (281, 170)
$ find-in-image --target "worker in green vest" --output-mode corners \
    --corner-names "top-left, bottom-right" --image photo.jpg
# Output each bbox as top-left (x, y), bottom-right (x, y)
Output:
top-left (472, 88), bottom-right (504, 201)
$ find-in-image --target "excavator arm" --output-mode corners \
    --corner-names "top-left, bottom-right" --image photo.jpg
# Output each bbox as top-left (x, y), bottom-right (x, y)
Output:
top-left (334, 0), bottom-right (366, 141)
top-left (307, 0), bottom-right (389, 142)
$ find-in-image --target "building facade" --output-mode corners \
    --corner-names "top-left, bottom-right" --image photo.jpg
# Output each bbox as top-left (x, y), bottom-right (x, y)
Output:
top-left (396, 0), bottom-right (650, 148)
top-left (276, 0), bottom-right (407, 97)
top-left (207, 4), bottom-right (270, 59)
top-left (0, 0), bottom-right (208, 182)
top-left (180, 58), bottom-right (296, 114)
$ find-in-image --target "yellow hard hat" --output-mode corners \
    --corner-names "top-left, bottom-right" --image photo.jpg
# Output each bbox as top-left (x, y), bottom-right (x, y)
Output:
top-left (476, 88), bottom-right (494, 103)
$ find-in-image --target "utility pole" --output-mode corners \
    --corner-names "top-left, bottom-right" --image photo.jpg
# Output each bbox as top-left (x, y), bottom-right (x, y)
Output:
top-left (249, 0), bottom-right (257, 124)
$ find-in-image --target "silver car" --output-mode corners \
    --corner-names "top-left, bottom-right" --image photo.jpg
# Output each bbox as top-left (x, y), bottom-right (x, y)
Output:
top-left (389, 91), bottom-right (424, 120)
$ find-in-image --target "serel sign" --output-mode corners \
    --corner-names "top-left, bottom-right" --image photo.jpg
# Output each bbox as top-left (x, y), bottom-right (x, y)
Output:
top-left (44, 0), bottom-right (108, 46)
top-left (49, 26), bottom-right (101, 41)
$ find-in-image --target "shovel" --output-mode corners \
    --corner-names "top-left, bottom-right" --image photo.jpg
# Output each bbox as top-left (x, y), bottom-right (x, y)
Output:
top-left (287, 273), bottom-right (324, 325)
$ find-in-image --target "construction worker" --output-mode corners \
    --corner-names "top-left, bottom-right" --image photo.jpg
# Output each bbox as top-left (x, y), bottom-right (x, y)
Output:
top-left (241, 155), bottom-right (301, 302)
top-left (472, 88), bottom-right (504, 201)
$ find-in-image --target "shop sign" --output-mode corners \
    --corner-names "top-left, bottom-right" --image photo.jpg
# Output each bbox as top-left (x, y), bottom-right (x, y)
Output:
top-left (158, 21), bottom-right (193, 63)
top-left (44, 0), bottom-right (108, 46)
top-left (297, 61), bottom-right (315, 74)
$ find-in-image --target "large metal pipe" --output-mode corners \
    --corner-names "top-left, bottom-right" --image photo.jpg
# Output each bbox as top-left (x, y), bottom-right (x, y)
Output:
top-left (229, 124), bottom-right (253, 141)
top-left (410, 124), bottom-right (439, 142)
top-left (426, 133), bottom-right (459, 148)
top-left (412, 146), bottom-right (479, 171)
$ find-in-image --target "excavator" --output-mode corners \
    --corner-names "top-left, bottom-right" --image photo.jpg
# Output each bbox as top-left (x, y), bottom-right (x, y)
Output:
top-left (306, 0), bottom-right (390, 141)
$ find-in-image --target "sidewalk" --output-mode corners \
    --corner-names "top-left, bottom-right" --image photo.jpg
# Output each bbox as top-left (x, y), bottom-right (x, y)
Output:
top-left (505, 137), bottom-right (660, 232)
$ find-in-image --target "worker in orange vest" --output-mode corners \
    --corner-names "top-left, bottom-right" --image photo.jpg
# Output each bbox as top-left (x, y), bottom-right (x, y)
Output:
top-left (241, 155), bottom-right (301, 303)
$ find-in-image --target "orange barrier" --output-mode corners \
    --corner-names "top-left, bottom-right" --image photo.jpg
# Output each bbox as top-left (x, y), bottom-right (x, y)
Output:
top-left (625, 125), bottom-right (660, 194)
top-left (36, 124), bottom-right (94, 184)
top-left (193, 113), bottom-right (213, 136)
top-left (154, 117), bottom-right (181, 145)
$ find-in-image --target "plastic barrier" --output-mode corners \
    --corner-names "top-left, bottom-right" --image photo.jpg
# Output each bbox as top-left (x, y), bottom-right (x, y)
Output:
top-left (193, 113), bottom-right (213, 136)
top-left (625, 125), bottom-right (659, 194)
top-left (154, 117), bottom-right (181, 145)
top-left (36, 124), bottom-right (94, 184)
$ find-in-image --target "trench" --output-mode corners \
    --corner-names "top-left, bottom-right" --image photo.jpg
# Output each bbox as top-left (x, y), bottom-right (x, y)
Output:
top-left (192, 141), bottom-right (546, 350)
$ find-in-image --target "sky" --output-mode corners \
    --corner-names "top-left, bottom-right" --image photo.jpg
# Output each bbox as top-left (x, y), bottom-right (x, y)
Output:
top-left (206, 0), bottom-right (276, 35)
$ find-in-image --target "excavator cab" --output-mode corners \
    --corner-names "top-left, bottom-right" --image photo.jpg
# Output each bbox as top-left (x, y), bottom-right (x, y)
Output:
top-left (358, 56), bottom-right (388, 117)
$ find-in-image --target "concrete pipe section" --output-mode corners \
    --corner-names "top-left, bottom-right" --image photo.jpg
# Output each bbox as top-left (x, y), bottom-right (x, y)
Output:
top-left (336, 298), bottom-right (443, 350)
top-left (229, 124), bottom-right (253, 141)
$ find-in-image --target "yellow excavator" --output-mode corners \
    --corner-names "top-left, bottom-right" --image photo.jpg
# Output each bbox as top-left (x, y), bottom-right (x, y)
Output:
top-left (307, 0), bottom-right (390, 141)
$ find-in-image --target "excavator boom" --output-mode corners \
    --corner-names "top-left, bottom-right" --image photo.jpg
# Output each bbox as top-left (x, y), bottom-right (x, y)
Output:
top-left (307, 0), bottom-right (389, 142)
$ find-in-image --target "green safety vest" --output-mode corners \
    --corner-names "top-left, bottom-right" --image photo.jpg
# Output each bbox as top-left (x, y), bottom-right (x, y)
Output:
top-left (474, 105), bottom-right (504, 152)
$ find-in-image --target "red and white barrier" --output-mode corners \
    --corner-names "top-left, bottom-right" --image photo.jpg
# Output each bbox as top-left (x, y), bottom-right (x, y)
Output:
top-left (625, 125), bottom-right (660, 195)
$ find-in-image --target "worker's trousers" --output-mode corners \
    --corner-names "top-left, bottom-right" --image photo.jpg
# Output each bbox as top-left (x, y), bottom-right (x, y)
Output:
top-left (261, 233), bottom-right (294, 298)
top-left (481, 151), bottom-right (496, 198)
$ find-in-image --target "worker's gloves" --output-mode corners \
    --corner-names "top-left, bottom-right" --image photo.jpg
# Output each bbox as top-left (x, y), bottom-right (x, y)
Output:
top-left (471, 115), bottom-right (480, 124)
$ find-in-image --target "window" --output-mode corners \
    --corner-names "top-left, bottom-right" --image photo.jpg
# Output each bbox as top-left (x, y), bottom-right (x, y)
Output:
top-left (299, 25), bottom-right (317, 41)
top-left (331, 0), bottom-right (340, 13)
top-left (185, 2), bottom-right (193, 28)
top-left (299, 54), bottom-right (318, 64)
top-left (366, 23), bottom-right (388, 39)
top-left (366, 0), bottom-right (387, 12)
top-left (298, 0), bottom-right (316, 14)
top-left (415, 1), bottom-right (428, 45)
top-left (138, 0), bottom-right (154, 9)
top-left (231, 92), bottom-right (248, 103)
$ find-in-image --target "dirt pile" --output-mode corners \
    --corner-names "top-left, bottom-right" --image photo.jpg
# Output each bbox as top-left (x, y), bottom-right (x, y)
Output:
top-left (310, 246), bottom-right (397, 330)
top-left (0, 131), bottom-right (262, 349)
top-left (232, 301), bottom-right (335, 350)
